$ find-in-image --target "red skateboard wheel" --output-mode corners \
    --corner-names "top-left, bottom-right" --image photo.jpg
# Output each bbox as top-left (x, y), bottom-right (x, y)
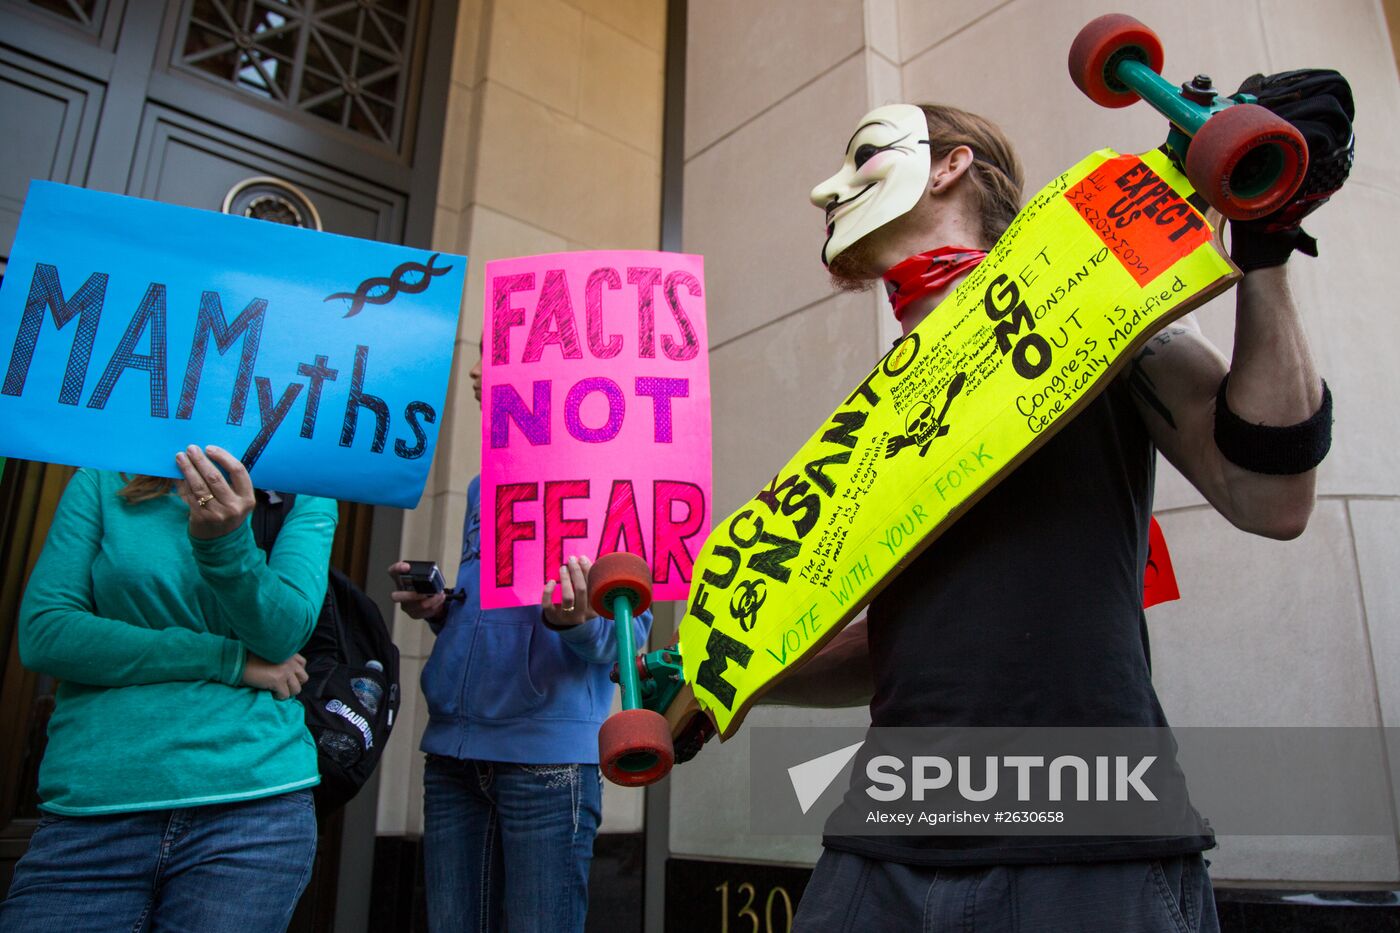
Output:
top-left (598, 708), bottom-right (674, 787)
top-left (588, 551), bottom-right (653, 618)
top-left (1185, 103), bottom-right (1308, 221)
top-left (1068, 14), bottom-right (1165, 109)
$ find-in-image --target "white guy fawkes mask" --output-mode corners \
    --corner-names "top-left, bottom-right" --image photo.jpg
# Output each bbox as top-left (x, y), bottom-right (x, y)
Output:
top-left (810, 104), bottom-right (931, 266)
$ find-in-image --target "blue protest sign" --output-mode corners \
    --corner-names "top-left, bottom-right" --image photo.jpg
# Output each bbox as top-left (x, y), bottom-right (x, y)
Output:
top-left (0, 182), bottom-right (465, 508)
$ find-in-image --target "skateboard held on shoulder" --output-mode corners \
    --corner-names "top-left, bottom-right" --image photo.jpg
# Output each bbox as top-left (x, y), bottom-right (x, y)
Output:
top-left (1068, 13), bottom-right (1306, 219)
top-left (595, 14), bottom-right (1308, 786)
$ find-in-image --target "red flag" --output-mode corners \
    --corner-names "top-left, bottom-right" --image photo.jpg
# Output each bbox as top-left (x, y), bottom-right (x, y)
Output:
top-left (1143, 516), bottom-right (1180, 608)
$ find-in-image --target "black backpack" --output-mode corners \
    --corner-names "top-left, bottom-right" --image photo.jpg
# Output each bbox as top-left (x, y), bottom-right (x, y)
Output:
top-left (251, 491), bottom-right (401, 816)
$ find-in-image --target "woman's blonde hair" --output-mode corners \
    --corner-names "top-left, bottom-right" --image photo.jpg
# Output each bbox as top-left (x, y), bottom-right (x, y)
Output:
top-left (919, 104), bottom-right (1025, 248)
top-left (117, 474), bottom-right (176, 504)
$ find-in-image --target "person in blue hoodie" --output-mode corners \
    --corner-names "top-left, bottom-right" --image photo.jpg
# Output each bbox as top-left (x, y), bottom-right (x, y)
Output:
top-left (389, 344), bottom-right (651, 933)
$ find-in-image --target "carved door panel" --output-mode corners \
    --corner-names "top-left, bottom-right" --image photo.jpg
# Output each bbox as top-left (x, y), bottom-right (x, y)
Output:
top-left (0, 0), bottom-right (454, 927)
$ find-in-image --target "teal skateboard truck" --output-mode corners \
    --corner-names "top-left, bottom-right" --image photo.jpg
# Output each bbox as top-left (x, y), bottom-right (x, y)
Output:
top-left (588, 552), bottom-right (679, 786)
top-left (1069, 13), bottom-right (1308, 220)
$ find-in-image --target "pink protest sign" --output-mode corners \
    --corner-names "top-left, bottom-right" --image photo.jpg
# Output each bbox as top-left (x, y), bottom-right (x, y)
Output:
top-left (480, 251), bottom-right (712, 609)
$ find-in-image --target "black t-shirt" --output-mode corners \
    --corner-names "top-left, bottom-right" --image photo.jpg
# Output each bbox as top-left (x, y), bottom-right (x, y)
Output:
top-left (823, 378), bottom-right (1215, 865)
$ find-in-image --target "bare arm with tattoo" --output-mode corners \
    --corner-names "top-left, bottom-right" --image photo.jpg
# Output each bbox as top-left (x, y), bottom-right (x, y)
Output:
top-left (1125, 266), bottom-right (1322, 539)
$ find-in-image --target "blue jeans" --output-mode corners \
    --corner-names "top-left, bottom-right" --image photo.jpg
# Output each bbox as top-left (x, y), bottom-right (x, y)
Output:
top-left (794, 848), bottom-right (1219, 932)
top-left (0, 790), bottom-right (317, 933)
top-left (422, 755), bottom-right (601, 933)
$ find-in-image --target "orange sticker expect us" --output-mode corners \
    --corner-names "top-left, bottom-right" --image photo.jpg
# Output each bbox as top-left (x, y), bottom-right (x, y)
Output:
top-left (1064, 155), bottom-right (1212, 287)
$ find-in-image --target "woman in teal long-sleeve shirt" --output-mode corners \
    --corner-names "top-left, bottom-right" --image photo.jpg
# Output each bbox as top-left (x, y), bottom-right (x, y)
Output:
top-left (0, 444), bottom-right (337, 933)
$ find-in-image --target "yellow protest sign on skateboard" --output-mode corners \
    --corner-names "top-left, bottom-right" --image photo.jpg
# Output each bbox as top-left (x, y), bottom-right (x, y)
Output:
top-left (678, 147), bottom-right (1237, 740)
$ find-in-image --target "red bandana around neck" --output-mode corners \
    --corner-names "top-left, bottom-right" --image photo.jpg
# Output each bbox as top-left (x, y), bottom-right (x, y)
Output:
top-left (883, 246), bottom-right (988, 321)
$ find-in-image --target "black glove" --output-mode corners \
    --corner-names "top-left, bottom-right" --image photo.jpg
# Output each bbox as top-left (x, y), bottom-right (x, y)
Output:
top-left (1229, 69), bottom-right (1355, 271)
top-left (672, 713), bottom-right (715, 765)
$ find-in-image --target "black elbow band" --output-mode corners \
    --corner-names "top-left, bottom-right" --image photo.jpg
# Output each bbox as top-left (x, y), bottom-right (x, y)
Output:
top-left (1214, 375), bottom-right (1333, 475)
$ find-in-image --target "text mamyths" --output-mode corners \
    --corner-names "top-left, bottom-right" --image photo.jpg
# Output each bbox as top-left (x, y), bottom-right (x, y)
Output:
top-left (1, 263), bottom-right (438, 468)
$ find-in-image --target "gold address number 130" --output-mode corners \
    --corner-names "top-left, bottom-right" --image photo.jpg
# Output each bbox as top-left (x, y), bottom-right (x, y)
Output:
top-left (713, 881), bottom-right (796, 933)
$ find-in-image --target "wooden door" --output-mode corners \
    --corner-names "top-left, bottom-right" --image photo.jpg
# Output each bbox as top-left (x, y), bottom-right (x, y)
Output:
top-left (0, 0), bottom-right (456, 927)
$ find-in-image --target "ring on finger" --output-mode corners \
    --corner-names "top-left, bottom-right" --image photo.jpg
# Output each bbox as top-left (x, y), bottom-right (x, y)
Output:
top-left (562, 600), bottom-right (575, 612)
top-left (197, 493), bottom-right (215, 508)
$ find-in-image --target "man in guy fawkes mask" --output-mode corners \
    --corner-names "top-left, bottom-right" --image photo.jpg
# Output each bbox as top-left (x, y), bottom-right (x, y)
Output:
top-left (762, 98), bottom-right (1349, 931)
